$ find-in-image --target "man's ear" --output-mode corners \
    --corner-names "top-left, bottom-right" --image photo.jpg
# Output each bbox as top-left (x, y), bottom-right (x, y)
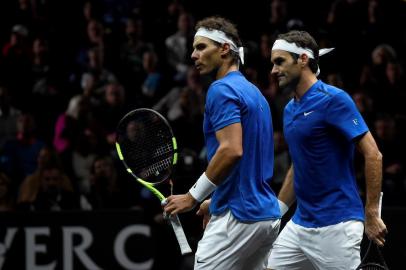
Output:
top-left (299, 53), bottom-right (309, 67)
top-left (220, 43), bottom-right (231, 57)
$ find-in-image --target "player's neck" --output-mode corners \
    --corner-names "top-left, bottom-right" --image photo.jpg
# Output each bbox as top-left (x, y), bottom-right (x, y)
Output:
top-left (216, 62), bottom-right (238, 80)
top-left (294, 73), bottom-right (318, 100)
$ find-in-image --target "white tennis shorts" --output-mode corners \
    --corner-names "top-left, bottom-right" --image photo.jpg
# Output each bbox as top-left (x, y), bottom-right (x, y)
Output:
top-left (267, 220), bottom-right (364, 270)
top-left (194, 210), bottom-right (280, 270)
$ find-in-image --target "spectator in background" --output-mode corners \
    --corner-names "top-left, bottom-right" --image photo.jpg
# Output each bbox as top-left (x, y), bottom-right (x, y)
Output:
top-left (373, 114), bottom-right (405, 206)
top-left (165, 12), bottom-right (194, 83)
top-left (0, 113), bottom-right (46, 194)
top-left (141, 50), bottom-right (164, 106)
top-left (11, 0), bottom-right (34, 26)
top-left (272, 130), bottom-right (290, 192)
top-left (2, 24), bottom-right (30, 59)
top-left (53, 82), bottom-right (97, 155)
top-left (77, 19), bottom-right (105, 68)
top-left (162, 0), bottom-right (185, 38)
top-left (18, 145), bottom-right (73, 207)
top-left (374, 61), bottom-right (406, 116)
top-left (28, 163), bottom-right (79, 211)
top-left (0, 86), bottom-right (21, 148)
top-left (1, 24), bottom-right (31, 109)
top-left (262, 72), bottom-right (292, 130)
top-left (119, 16), bottom-right (154, 100)
top-left (153, 66), bottom-right (205, 153)
top-left (70, 125), bottom-right (107, 196)
top-left (82, 46), bottom-right (117, 92)
top-left (325, 72), bottom-right (345, 89)
top-left (255, 33), bottom-right (275, 90)
top-left (30, 36), bottom-right (50, 87)
top-left (360, 43), bottom-right (397, 95)
top-left (0, 172), bottom-right (15, 211)
top-left (95, 81), bottom-right (129, 148)
top-left (153, 66), bottom-right (204, 122)
top-left (268, 0), bottom-right (289, 34)
top-left (53, 91), bottom-right (106, 194)
top-left (83, 155), bottom-right (133, 210)
top-left (81, 1), bottom-right (101, 27)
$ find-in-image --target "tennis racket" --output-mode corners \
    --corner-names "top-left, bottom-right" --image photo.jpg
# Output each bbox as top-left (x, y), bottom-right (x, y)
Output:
top-left (357, 192), bottom-right (389, 270)
top-left (115, 108), bottom-right (192, 255)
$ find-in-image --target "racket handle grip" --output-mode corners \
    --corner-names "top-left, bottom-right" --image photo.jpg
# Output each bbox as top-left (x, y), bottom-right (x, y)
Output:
top-left (169, 215), bottom-right (192, 255)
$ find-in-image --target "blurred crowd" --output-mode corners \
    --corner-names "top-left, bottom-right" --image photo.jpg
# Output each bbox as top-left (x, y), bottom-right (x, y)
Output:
top-left (0, 0), bottom-right (405, 218)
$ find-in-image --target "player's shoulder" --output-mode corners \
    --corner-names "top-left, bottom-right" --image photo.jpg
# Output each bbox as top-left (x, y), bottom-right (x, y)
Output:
top-left (316, 80), bottom-right (341, 96)
top-left (208, 72), bottom-right (246, 95)
top-left (315, 81), bottom-right (352, 102)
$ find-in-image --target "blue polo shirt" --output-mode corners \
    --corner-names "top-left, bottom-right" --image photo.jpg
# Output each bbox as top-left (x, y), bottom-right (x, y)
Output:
top-left (204, 71), bottom-right (279, 222)
top-left (284, 80), bottom-right (368, 227)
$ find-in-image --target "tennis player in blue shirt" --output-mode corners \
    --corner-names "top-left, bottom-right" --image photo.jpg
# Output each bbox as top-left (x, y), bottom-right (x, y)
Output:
top-left (267, 30), bottom-right (388, 269)
top-left (164, 16), bottom-right (281, 270)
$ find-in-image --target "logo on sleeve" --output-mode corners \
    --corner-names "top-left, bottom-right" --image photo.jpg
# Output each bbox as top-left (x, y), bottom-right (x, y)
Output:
top-left (353, 119), bottom-right (359, 125)
top-left (303, 111), bottom-right (314, 117)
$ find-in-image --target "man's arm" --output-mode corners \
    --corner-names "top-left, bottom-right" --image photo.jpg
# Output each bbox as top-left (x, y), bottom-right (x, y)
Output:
top-left (164, 122), bottom-right (242, 215)
top-left (278, 164), bottom-right (296, 215)
top-left (204, 122), bottom-right (243, 184)
top-left (356, 131), bottom-right (387, 246)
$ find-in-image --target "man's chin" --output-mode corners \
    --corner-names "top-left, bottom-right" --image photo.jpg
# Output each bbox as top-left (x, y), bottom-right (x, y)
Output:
top-left (278, 81), bottom-right (287, 89)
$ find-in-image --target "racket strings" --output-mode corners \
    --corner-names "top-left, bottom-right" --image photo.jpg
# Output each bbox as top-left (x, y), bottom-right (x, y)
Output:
top-left (117, 110), bottom-right (175, 183)
top-left (357, 264), bottom-right (387, 270)
top-left (143, 156), bottom-right (173, 178)
top-left (357, 241), bottom-right (389, 270)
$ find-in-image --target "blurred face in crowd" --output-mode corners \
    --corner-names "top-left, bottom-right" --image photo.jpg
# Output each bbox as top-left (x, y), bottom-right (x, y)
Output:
top-left (37, 147), bottom-right (52, 169)
top-left (105, 83), bottom-right (124, 106)
top-left (87, 20), bottom-right (103, 43)
top-left (126, 18), bottom-right (143, 40)
top-left (81, 73), bottom-right (95, 95)
top-left (42, 168), bottom-right (62, 194)
top-left (126, 121), bottom-right (143, 142)
top-left (17, 114), bottom-right (36, 138)
top-left (191, 36), bottom-right (223, 75)
top-left (386, 62), bottom-right (401, 84)
top-left (178, 13), bottom-right (192, 34)
top-left (88, 48), bottom-right (102, 69)
top-left (374, 119), bottom-right (395, 140)
top-left (93, 158), bottom-right (113, 178)
top-left (32, 38), bottom-right (47, 56)
top-left (142, 51), bottom-right (157, 72)
top-left (83, 1), bottom-right (93, 21)
top-left (352, 92), bottom-right (369, 113)
top-left (271, 50), bottom-right (301, 90)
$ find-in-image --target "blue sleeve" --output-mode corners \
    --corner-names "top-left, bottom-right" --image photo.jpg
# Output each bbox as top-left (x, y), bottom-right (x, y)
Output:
top-left (206, 83), bottom-right (241, 131)
top-left (326, 92), bottom-right (369, 141)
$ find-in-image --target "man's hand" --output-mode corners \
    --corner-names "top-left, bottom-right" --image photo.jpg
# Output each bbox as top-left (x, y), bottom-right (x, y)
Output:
top-left (365, 210), bottom-right (388, 247)
top-left (163, 192), bottom-right (197, 215)
top-left (196, 199), bottom-right (211, 229)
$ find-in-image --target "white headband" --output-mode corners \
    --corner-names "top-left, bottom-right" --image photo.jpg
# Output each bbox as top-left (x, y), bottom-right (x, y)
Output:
top-left (195, 27), bottom-right (244, 65)
top-left (272, 39), bottom-right (334, 76)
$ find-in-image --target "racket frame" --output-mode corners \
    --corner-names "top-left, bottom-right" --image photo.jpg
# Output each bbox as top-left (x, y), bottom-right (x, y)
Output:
top-left (115, 109), bottom-right (192, 255)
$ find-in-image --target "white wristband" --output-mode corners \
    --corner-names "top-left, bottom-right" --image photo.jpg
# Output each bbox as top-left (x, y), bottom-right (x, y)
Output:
top-left (189, 172), bottom-right (217, 202)
top-left (278, 199), bottom-right (289, 216)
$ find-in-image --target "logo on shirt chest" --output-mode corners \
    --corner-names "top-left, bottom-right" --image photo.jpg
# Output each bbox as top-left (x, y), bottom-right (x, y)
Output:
top-left (303, 111), bottom-right (314, 117)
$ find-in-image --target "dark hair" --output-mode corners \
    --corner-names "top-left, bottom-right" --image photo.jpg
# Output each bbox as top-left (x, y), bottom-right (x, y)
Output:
top-left (277, 30), bottom-right (319, 74)
top-left (195, 16), bottom-right (242, 64)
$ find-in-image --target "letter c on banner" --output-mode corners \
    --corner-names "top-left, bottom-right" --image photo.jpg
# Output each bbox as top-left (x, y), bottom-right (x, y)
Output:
top-left (114, 225), bottom-right (153, 270)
